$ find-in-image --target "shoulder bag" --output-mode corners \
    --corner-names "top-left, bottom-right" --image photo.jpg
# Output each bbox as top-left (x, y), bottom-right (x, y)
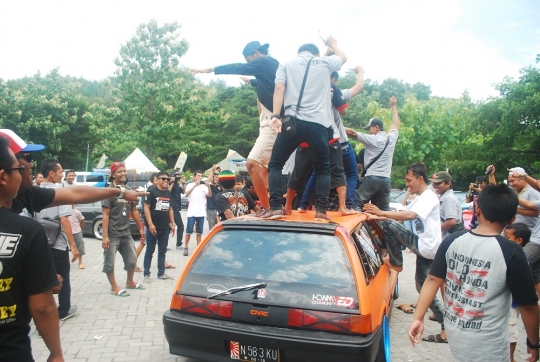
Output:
top-left (281, 57), bottom-right (314, 138)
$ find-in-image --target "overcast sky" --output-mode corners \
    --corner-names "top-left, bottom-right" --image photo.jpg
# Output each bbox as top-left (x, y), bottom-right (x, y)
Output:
top-left (1, 0), bottom-right (538, 100)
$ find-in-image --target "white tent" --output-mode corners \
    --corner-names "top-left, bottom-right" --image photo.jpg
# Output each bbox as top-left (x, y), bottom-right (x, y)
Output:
top-left (206, 150), bottom-right (247, 174)
top-left (124, 148), bottom-right (159, 174)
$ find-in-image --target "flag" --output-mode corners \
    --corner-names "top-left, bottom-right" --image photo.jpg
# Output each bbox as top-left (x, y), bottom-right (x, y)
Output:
top-left (96, 153), bottom-right (107, 168)
top-left (174, 151), bottom-right (188, 172)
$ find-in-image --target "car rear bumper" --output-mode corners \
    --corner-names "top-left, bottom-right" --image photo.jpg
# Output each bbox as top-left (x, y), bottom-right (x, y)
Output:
top-left (163, 310), bottom-right (382, 362)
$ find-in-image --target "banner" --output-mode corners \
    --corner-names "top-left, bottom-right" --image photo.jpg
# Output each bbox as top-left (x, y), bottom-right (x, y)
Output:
top-left (174, 151), bottom-right (188, 172)
top-left (96, 153), bottom-right (107, 169)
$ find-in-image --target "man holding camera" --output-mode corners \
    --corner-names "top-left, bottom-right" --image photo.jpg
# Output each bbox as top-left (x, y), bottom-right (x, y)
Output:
top-left (168, 172), bottom-right (185, 249)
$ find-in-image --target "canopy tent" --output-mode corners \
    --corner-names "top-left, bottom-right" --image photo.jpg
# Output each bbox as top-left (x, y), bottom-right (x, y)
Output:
top-left (124, 148), bottom-right (159, 174)
top-left (205, 150), bottom-right (247, 174)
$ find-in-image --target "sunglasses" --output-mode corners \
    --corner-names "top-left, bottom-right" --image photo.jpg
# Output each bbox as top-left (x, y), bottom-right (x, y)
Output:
top-left (159, 177), bottom-right (169, 181)
top-left (5, 165), bottom-right (25, 175)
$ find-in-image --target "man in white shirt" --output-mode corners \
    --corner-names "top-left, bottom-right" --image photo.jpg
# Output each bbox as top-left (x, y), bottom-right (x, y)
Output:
top-left (364, 162), bottom-right (447, 342)
top-left (182, 170), bottom-right (209, 256)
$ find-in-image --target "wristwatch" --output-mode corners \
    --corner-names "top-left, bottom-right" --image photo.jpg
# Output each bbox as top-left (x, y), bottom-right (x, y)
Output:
top-left (118, 186), bottom-right (125, 199)
top-left (270, 114), bottom-right (282, 119)
top-left (527, 337), bottom-right (540, 349)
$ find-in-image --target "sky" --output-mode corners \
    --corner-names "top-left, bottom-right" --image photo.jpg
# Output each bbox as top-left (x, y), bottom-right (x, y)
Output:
top-left (1, 0), bottom-right (539, 101)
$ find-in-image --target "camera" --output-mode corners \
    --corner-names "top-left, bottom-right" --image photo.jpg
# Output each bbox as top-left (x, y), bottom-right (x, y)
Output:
top-left (473, 183), bottom-right (479, 188)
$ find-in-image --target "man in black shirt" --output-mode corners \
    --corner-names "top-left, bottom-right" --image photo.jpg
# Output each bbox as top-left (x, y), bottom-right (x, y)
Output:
top-left (143, 171), bottom-right (175, 282)
top-left (192, 41), bottom-right (279, 214)
top-left (168, 172), bottom-right (185, 248)
top-left (0, 135), bottom-right (64, 361)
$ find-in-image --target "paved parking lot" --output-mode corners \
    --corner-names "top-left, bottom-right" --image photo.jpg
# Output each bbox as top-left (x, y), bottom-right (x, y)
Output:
top-left (30, 211), bottom-right (532, 361)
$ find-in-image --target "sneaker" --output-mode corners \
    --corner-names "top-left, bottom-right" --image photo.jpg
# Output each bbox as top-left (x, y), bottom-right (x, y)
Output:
top-left (59, 305), bottom-right (78, 321)
top-left (254, 207), bottom-right (267, 217)
top-left (158, 274), bottom-right (173, 280)
top-left (183, 248), bottom-right (189, 256)
top-left (298, 207), bottom-right (306, 213)
top-left (143, 275), bottom-right (152, 284)
top-left (260, 209), bottom-right (285, 220)
top-left (176, 242), bottom-right (183, 249)
top-left (314, 212), bottom-right (332, 221)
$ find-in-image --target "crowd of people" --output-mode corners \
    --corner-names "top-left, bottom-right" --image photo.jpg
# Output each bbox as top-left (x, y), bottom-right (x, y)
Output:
top-left (0, 34), bottom-right (539, 362)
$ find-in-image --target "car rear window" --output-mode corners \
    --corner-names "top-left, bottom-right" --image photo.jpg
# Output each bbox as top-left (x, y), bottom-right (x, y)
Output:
top-left (179, 229), bottom-right (359, 312)
top-left (86, 175), bottom-right (104, 182)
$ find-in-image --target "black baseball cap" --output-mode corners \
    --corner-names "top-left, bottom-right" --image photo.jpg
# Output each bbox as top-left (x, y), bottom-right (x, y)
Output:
top-left (363, 118), bottom-right (384, 130)
top-left (242, 41), bottom-right (269, 58)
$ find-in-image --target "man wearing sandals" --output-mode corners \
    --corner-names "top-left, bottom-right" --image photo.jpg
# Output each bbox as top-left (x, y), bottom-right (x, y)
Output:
top-left (102, 162), bottom-right (145, 297)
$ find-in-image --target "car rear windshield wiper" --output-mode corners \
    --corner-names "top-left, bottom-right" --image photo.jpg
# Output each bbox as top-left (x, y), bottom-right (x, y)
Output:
top-left (208, 282), bottom-right (267, 299)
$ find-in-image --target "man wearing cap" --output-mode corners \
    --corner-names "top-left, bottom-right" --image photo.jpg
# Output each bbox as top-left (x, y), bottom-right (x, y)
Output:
top-left (0, 129), bottom-right (146, 216)
top-left (0, 136), bottom-right (64, 361)
top-left (507, 167), bottom-right (540, 230)
top-left (102, 162), bottom-right (146, 296)
top-left (215, 171), bottom-right (259, 220)
top-left (265, 37), bottom-right (346, 221)
top-left (191, 41), bottom-right (279, 214)
top-left (345, 96), bottom-right (400, 211)
top-left (431, 171), bottom-right (463, 239)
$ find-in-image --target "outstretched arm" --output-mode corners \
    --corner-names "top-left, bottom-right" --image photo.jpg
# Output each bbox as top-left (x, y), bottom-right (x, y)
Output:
top-left (326, 36), bottom-right (346, 65)
top-left (48, 186), bottom-right (145, 207)
top-left (389, 97), bottom-right (400, 131)
top-left (348, 66), bottom-right (365, 98)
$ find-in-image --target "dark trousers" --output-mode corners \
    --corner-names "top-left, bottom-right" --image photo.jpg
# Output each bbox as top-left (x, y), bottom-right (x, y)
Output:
top-left (268, 119), bottom-right (332, 212)
top-left (172, 206), bottom-right (184, 247)
top-left (144, 228), bottom-right (169, 277)
top-left (50, 248), bottom-right (71, 318)
top-left (353, 175), bottom-right (391, 211)
top-left (341, 141), bottom-right (359, 208)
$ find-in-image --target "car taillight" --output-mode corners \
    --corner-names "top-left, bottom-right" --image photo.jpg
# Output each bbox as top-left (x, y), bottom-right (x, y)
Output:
top-left (171, 294), bottom-right (232, 318)
top-left (288, 308), bottom-right (371, 334)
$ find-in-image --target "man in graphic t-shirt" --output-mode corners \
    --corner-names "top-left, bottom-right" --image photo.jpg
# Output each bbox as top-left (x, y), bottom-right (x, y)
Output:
top-left (364, 162), bottom-right (446, 342)
top-left (143, 171), bottom-right (175, 282)
top-left (0, 136), bottom-right (63, 361)
top-left (410, 184), bottom-right (539, 362)
top-left (215, 171), bottom-right (259, 220)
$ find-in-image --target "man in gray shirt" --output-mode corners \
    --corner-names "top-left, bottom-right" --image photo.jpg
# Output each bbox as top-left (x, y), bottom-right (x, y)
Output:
top-left (37, 158), bottom-right (79, 321)
top-left (431, 171), bottom-right (463, 240)
top-left (345, 96), bottom-right (400, 211)
top-left (508, 166), bottom-right (540, 230)
top-left (263, 37), bottom-right (346, 221)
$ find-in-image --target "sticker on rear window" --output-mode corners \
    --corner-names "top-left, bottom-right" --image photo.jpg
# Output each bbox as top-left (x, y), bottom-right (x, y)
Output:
top-left (312, 294), bottom-right (354, 307)
top-left (257, 289), bottom-right (266, 298)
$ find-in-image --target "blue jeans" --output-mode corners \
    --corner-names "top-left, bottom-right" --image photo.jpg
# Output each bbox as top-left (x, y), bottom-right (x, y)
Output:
top-left (341, 142), bottom-right (359, 208)
top-left (268, 119), bottom-right (332, 212)
top-left (144, 228), bottom-right (169, 277)
top-left (50, 248), bottom-right (71, 318)
top-left (381, 220), bottom-right (445, 326)
top-left (353, 175), bottom-right (391, 211)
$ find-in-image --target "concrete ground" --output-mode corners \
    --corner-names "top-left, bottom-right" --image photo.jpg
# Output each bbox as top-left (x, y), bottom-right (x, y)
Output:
top-left (30, 211), bottom-right (532, 361)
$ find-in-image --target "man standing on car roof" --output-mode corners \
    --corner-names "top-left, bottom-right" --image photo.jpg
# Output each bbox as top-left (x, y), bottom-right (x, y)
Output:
top-left (192, 41), bottom-right (279, 215)
top-left (264, 37), bottom-right (346, 221)
top-left (102, 162), bottom-right (146, 297)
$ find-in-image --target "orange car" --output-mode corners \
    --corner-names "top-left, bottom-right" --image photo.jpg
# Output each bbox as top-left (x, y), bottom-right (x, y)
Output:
top-left (163, 211), bottom-right (398, 362)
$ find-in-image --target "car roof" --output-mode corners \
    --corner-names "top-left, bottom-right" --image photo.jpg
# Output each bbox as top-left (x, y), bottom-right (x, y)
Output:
top-left (227, 211), bottom-right (368, 233)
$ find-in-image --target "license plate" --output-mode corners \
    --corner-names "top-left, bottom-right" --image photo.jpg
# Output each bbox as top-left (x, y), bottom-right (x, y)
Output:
top-left (230, 341), bottom-right (279, 362)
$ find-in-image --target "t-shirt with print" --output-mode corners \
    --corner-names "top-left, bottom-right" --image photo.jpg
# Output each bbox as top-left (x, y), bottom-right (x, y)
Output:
top-left (144, 186), bottom-right (172, 230)
top-left (406, 189), bottom-right (441, 259)
top-left (515, 185), bottom-right (540, 230)
top-left (0, 208), bottom-right (60, 361)
top-left (37, 182), bottom-right (73, 251)
top-left (103, 183), bottom-right (137, 237)
top-left (439, 189), bottom-right (463, 240)
top-left (68, 207), bottom-right (85, 234)
top-left (10, 186), bottom-right (55, 214)
top-left (185, 182), bottom-right (208, 218)
top-left (430, 231), bottom-right (538, 362)
top-left (215, 189), bottom-right (256, 221)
